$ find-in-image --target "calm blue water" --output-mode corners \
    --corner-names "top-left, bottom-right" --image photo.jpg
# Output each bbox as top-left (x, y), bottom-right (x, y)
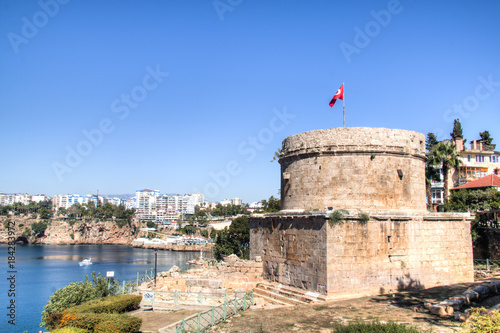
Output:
top-left (0, 244), bottom-right (200, 333)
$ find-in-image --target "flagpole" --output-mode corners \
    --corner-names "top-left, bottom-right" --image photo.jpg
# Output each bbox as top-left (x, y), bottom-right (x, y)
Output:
top-left (343, 82), bottom-right (345, 128)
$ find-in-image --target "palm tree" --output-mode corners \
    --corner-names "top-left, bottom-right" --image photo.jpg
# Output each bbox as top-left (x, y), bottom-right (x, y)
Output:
top-left (429, 141), bottom-right (463, 203)
top-left (425, 153), bottom-right (441, 210)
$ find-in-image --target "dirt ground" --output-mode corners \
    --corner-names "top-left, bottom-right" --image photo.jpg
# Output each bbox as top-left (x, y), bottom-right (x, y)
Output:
top-left (133, 278), bottom-right (500, 333)
top-left (131, 306), bottom-right (212, 332)
top-left (211, 280), bottom-right (500, 333)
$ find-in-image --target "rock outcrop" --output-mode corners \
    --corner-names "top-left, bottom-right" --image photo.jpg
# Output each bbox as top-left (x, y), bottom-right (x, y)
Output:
top-left (0, 215), bottom-right (137, 245)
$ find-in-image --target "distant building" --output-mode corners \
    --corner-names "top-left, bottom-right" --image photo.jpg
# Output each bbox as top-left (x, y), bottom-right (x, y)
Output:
top-left (135, 189), bottom-right (160, 221)
top-left (53, 194), bottom-right (103, 210)
top-left (0, 193), bottom-right (50, 206)
top-left (451, 173), bottom-right (500, 191)
top-left (134, 189), bottom-right (205, 224)
top-left (247, 201), bottom-right (264, 212)
top-left (219, 199), bottom-right (231, 206)
top-left (454, 138), bottom-right (500, 186)
top-left (231, 197), bottom-right (242, 206)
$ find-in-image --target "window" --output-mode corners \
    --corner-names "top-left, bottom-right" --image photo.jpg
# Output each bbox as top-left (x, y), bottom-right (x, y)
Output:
top-left (467, 154), bottom-right (471, 162)
top-left (476, 155), bottom-right (485, 163)
top-left (490, 155), bottom-right (499, 163)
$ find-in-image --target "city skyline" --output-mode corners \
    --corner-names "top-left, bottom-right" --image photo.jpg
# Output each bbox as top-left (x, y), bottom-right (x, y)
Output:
top-left (1, 1), bottom-right (499, 203)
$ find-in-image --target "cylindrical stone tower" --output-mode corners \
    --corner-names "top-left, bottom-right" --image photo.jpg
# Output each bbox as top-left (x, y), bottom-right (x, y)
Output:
top-left (279, 127), bottom-right (426, 212)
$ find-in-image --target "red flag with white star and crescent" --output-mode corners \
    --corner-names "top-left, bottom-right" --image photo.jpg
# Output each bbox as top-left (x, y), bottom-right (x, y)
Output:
top-left (329, 84), bottom-right (344, 107)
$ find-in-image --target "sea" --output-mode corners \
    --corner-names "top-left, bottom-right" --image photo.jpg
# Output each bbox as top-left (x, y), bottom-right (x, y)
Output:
top-left (0, 244), bottom-right (200, 333)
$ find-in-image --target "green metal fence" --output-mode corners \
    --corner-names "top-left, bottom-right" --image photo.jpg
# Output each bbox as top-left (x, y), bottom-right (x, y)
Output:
top-left (137, 289), bottom-right (248, 307)
top-left (112, 268), bottom-right (155, 295)
top-left (474, 259), bottom-right (500, 271)
top-left (175, 291), bottom-right (254, 333)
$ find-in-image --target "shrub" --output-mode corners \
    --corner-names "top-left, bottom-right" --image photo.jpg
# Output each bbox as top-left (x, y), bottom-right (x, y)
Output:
top-left (358, 213), bottom-right (370, 224)
top-left (41, 272), bottom-right (119, 330)
top-left (31, 221), bottom-right (48, 235)
top-left (21, 227), bottom-right (31, 237)
top-left (57, 313), bottom-right (141, 333)
top-left (332, 321), bottom-right (420, 332)
top-left (66, 295), bottom-right (142, 314)
top-left (94, 314), bottom-right (142, 333)
top-left (329, 209), bottom-right (348, 226)
top-left (51, 327), bottom-right (90, 333)
top-left (463, 307), bottom-right (500, 333)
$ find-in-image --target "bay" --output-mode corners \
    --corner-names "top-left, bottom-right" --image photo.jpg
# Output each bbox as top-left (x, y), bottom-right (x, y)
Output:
top-left (0, 244), bottom-right (200, 333)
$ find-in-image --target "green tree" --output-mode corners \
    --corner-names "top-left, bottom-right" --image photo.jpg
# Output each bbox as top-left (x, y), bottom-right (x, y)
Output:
top-left (430, 141), bottom-right (463, 204)
top-left (425, 153), bottom-right (441, 209)
top-left (425, 132), bottom-right (439, 152)
top-left (450, 118), bottom-right (463, 140)
top-left (445, 188), bottom-right (500, 212)
top-left (261, 195), bottom-right (280, 212)
top-left (214, 215), bottom-right (250, 259)
top-left (479, 130), bottom-right (493, 145)
top-left (31, 221), bottom-right (48, 236)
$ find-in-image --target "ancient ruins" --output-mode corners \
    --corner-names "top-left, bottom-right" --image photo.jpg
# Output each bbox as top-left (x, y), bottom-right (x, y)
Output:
top-left (250, 127), bottom-right (474, 299)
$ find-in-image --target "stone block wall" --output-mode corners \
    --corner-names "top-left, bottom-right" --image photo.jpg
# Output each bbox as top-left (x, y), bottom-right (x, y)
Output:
top-left (150, 254), bottom-right (264, 294)
top-left (250, 212), bottom-right (474, 298)
top-left (250, 214), bottom-right (327, 292)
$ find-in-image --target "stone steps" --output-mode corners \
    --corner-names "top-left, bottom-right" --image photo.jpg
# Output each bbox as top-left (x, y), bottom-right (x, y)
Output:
top-left (254, 283), bottom-right (326, 306)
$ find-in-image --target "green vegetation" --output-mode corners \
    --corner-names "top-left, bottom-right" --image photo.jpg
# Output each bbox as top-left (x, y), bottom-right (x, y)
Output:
top-left (61, 202), bottom-right (135, 222)
top-left (332, 321), bottom-right (420, 333)
top-left (41, 272), bottom-right (119, 330)
top-left (463, 307), bottom-right (500, 333)
top-left (445, 188), bottom-right (500, 212)
top-left (146, 221), bottom-right (156, 228)
top-left (425, 132), bottom-right (439, 151)
top-left (31, 221), bottom-right (48, 236)
top-left (358, 213), bottom-right (370, 223)
top-left (260, 195), bottom-right (280, 212)
top-left (479, 130), bottom-right (494, 148)
top-left (450, 118), bottom-right (463, 140)
top-left (51, 327), bottom-right (90, 333)
top-left (0, 200), bottom-right (52, 218)
top-left (21, 227), bottom-right (31, 238)
top-left (329, 209), bottom-right (348, 226)
top-left (51, 311), bottom-right (141, 333)
top-left (428, 141), bottom-right (463, 203)
top-left (214, 215), bottom-right (249, 259)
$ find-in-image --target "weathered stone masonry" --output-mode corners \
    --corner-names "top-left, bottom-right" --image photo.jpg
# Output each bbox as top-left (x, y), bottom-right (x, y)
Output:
top-left (250, 127), bottom-right (474, 299)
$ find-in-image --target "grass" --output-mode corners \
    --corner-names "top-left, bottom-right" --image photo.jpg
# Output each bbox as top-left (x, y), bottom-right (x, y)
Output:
top-left (313, 305), bottom-right (330, 311)
top-left (332, 321), bottom-right (421, 333)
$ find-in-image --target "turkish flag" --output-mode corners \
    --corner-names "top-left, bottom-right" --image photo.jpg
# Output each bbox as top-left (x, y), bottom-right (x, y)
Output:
top-left (329, 84), bottom-right (344, 107)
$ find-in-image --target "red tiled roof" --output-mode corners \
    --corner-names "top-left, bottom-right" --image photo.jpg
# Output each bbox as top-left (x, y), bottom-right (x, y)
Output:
top-left (452, 174), bottom-right (500, 190)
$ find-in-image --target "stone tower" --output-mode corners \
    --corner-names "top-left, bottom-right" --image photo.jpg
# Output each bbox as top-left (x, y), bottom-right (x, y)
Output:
top-left (250, 127), bottom-right (474, 298)
top-left (280, 127), bottom-right (426, 212)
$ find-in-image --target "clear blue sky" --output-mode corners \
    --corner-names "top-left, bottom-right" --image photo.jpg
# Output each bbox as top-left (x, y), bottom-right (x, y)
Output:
top-left (1, 0), bottom-right (499, 203)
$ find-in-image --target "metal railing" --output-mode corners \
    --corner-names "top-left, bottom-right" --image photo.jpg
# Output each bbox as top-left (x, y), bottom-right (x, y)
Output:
top-left (113, 268), bottom-right (155, 295)
top-left (474, 259), bottom-right (500, 271)
top-left (175, 291), bottom-right (254, 333)
top-left (138, 289), bottom-right (248, 307)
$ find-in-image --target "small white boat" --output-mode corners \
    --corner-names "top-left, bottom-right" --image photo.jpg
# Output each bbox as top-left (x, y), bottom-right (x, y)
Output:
top-left (79, 258), bottom-right (92, 266)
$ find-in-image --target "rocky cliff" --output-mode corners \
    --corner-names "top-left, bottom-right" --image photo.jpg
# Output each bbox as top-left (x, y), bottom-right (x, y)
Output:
top-left (0, 215), bottom-right (138, 245)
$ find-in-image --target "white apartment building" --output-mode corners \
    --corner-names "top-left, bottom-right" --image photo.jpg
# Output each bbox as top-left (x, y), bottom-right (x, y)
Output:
top-left (134, 190), bottom-right (205, 223)
top-left (220, 199), bottom-right (232, 206)
top-left (0, 193), bottom-right (50, 206)
top-left (135, 189), bottom-right (160, 221)
top-left (231, 197), bottom-right (242, 206)
top-left (52, 194), bottom-right (103, 210)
